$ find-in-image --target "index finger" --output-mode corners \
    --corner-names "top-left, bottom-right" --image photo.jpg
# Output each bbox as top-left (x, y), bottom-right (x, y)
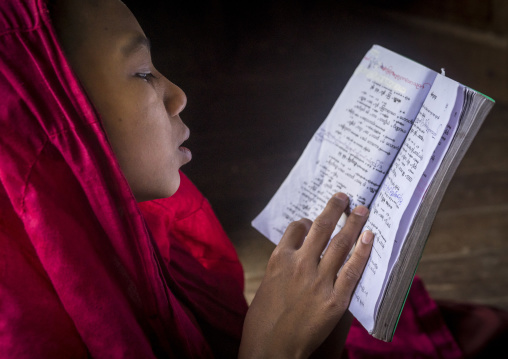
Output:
top-left (300, 193), bottom-right (349, 259)
top-left (334, 231), bottom-right (374, 301)
top-left (319, 205), bottom-right (369, 275)
top-left (278, 218), bottom-right (312, 250)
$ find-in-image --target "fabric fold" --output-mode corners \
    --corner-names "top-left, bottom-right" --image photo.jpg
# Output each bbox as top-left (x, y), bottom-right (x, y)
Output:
top-left (0, 1), bottom-right (247, 358)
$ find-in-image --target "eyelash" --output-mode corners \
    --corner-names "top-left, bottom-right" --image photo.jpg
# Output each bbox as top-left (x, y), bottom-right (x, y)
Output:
top-left (136, 72), bottom-right (158, 83)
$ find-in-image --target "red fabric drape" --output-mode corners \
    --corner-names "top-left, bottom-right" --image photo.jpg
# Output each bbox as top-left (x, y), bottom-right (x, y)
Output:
top-left (1, 1), bottom-right (506, 359)
top-left (346, 276), bottom-right (463, 358)
top-left (0, 1), bottom-right (247, 358)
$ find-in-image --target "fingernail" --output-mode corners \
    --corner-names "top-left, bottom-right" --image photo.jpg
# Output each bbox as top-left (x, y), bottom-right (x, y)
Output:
top-left (361, 231), bottom-right (374, 244)
top-left (353, 206), bottom-right (369, 216)
top-left (334, 192), bottom-right (349, 205)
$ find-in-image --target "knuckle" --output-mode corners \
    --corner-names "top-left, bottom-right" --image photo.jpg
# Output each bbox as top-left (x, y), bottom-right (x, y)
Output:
top-left (312, 216), bottom-right (334, 233)
top-left (266, 253), bottom-right (281, 270)
top-left (284, 220), bottom-right (310, 238)
top-left (268, 246), bottom-right (291, 267)
top-left (355, 245), bottom-right (371, 261)
top-left (346, 213), bottom-right (367, 228)
top-left (327, 295), bottom-right (349, 313)
top-left (286, 220), bottom-right (306, 233)
top-left (329, 195), bottom-right (347, 211)
top-left (342, 262), bottom-right (362, 283)
top-left (292, 254), bottom-right (308, 274)
top-left (270, 245), bottom-right (284, 260)
top-left (329, 235), bottom-right (352, 254)
top-left (350, 243), bottom-right (372, 264)
top-left (341, 220), bottom-right (365, 240)
top-left (267, 253), bottom-right (290, 276)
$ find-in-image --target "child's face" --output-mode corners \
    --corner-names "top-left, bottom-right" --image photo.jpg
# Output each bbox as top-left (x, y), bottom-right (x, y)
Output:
top-left (52, 0), bottom-right (191, 202)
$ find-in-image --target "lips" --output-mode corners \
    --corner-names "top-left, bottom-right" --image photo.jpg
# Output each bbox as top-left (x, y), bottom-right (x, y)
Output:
top-left (178, 127), bottom-right (192, 162)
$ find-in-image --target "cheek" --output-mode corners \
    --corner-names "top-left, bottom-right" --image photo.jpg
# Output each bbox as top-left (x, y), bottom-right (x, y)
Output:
top-left (134, 101), bottom-right (180, 173)
top-left (107, 90), bottom-right (174, 168)
top-left (84, 69), bottom-right (182, 200)
top-left (122, 87), bottom-right (169, 142)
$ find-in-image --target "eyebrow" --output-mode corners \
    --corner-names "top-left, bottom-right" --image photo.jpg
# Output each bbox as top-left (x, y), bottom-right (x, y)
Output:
top-left (121, 35), bottom-right (151, 57)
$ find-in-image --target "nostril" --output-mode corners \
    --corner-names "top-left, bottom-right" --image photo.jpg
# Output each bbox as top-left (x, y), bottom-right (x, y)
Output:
top-left (170, 93), bottom-right (186, 117)
top-left (168, 93), bottom-right (186, 117)
top-left (164, 79), bottom-right (187, 116)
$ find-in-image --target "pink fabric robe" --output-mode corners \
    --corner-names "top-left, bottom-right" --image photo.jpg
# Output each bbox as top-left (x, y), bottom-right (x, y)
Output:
top-left (0, 1), bottom-right (247, 357)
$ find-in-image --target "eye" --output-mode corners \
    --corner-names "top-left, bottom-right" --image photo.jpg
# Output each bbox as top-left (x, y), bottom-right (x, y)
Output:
top-left (136, 72), bottom-right (158, 83)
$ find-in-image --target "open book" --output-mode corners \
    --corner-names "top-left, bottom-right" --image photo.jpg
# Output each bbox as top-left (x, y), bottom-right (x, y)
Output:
top-left (252, 45), bottom-right (495, 341)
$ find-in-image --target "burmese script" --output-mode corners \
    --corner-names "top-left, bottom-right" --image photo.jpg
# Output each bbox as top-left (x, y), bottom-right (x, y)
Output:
top-left (252, 45), bottom-right (469, 333)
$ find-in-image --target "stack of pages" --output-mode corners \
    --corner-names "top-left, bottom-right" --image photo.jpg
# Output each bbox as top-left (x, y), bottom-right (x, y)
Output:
top-left (252, 45), bottom-right (495, 341)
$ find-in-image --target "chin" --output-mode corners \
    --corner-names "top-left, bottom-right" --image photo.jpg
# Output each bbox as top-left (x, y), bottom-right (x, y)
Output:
top-left (165, 173), bottom-right (181, 197)
top-left (135, 175), bottom-right (181, 203)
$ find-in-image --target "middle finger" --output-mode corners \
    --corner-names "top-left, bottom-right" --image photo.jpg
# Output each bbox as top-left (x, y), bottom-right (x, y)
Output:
top-left (319, 205), bottom-right (369, 275)
top-left (300, 193), bottom-right (349, 260)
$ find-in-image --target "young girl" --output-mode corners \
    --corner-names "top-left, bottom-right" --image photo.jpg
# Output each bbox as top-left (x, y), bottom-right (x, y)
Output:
top-left (0, 0), bottom-right (374, 357)
top-left (2, 0), bottom-right (504, 358)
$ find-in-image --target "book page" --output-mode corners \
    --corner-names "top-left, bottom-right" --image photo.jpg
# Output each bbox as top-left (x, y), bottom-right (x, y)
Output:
top-left (252, 45), bottom-right (436, 244)
top-left (386, 85), bottom-right (464, 273)
top-left (349, 74), bottom-right (460, 332)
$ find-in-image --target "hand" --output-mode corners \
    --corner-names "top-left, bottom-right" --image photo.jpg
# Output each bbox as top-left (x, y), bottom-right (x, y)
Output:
top-left (239, 193), bottom-right (374, 359)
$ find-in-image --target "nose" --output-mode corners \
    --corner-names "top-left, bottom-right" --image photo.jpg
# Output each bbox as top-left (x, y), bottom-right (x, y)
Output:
top-left (164, 79), bottom-right (187, 117)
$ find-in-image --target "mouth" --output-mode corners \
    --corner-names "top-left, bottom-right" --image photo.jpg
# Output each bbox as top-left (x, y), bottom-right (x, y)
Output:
top-left (178, 128), bottom-right (192, 162)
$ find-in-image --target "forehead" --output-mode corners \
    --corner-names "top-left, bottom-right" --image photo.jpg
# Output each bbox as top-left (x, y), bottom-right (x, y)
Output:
top-left (121, 35), bottom-right (151, 58)
top-left (79, 0), bottom-right (146, 50)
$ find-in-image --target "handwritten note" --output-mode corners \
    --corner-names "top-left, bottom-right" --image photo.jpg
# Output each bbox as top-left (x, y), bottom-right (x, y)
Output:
top-left (349, 74), bottom-right (461, 331)
top-left (252, 45), bottom-right (436, 242)
top-left (252, 45), bottom-right (468, 334)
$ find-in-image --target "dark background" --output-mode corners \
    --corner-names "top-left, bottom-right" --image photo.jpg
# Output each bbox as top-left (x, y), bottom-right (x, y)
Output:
top-left (124, 0), bottom-right (508, 305)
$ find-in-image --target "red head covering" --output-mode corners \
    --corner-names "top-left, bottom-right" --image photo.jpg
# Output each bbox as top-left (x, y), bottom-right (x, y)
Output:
top-left (0, 1), bottom-right (247, 358)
